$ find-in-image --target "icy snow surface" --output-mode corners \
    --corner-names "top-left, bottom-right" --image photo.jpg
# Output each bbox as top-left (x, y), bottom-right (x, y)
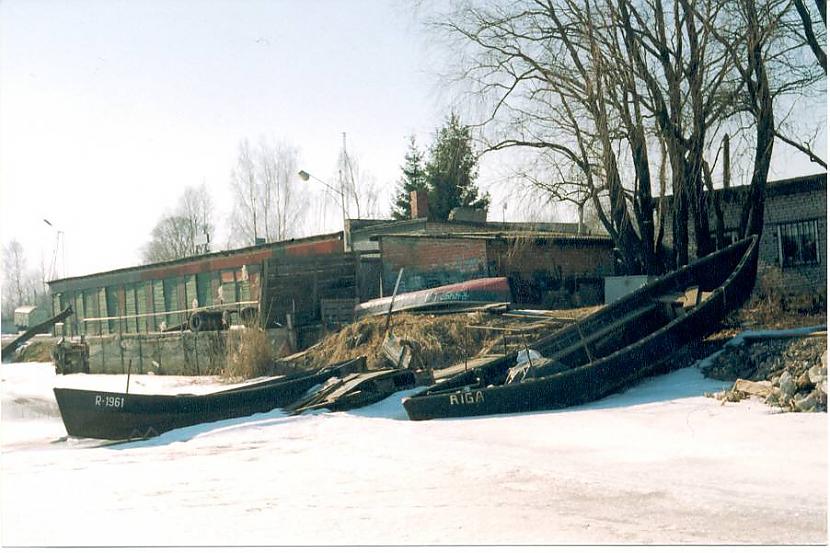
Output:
top-left (1, 358), bottom-right (826, 546)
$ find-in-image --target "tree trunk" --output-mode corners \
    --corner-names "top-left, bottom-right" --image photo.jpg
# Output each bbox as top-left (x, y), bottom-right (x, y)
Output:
top-left (703, 160), bottom-right (727, 249)
top-left (739, 1), bottom-right (775, 239)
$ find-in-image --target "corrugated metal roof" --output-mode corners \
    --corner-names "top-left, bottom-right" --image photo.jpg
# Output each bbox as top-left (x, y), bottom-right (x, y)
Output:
top-left (371, 231), bottom-right (613, 244)
top-left (663, 173), bottom-right (826, 202)
top-left (48, 231), bottom-right (344, 286)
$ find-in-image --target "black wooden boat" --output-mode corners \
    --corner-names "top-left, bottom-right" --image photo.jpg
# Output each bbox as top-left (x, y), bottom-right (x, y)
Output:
top-left (53, 358), bottom-right (365, 440)
top-left (402, 236), bottom-right (759, 421)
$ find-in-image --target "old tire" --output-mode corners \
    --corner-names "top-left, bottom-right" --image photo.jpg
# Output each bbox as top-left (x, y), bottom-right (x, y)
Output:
top-left (189, 312), bottom-right (205, 332)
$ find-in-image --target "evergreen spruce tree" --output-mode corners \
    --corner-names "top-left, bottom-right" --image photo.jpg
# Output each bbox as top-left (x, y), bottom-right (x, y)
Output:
top-left (425, 112), bottom-right (490, 221)
top-left (391, 135), bottom-right (428, 220)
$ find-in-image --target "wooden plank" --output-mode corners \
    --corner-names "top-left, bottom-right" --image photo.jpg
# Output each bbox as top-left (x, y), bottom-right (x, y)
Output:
top-left (382, 333), bottom-right (412, 369)
top-left (106, 287), bottom-right (119, 334)
top-left (196, 272), bottom-right (210, 308)
top-left (236, 269), bottom-right (250, 301)
top-left (162, 278), bottom-right (176, 328)
top-left (76, 291), bottom-right (85, 335)
top-left (433, 355), bottom-right (503, 381)
top-left (97, 288), bottom-right (107, 334)
top-left (82, 289), bottom-right (97, 334)
top-left (185, 274), bottom-right (197, 309)
top-left (136, 284), bottom-right (148, 333)
top-left (152, 280), bottom-right (164, 331)
top-left (125, 285), bottom-right (137, 334)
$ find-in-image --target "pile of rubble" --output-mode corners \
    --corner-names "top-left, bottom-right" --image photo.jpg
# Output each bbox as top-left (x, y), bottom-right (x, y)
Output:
top-left (703, 334), bottom-right (827, 412)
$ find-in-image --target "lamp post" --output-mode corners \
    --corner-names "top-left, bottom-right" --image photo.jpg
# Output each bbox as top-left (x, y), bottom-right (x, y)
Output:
top-left (43, 218), bottom-right (65, 280)
top-left (298, 169), bottom-right (347, 229)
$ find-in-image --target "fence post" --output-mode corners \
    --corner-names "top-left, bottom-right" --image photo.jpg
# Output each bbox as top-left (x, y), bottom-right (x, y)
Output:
top-left (137, 330), bottom-right (143, 374)
top-left (99, 322), bottom-right (105, 373)
top-left (194, 332), bottom-right (200, 376)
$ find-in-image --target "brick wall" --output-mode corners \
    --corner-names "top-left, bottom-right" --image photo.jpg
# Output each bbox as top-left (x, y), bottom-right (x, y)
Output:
top-left (664, 174), bottom-right (826, 296)
top-left (487, 238), bottom-right (615, 305)
top-left (379, 234), bottom-right (616, 305)
top-left (487, 238), bottom-right (615, 278)
top-left (379, 236), bottom-right (489, 293)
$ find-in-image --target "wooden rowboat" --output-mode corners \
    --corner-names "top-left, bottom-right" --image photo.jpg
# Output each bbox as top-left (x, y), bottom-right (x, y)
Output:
top-left (53, 358), bottom-right (365, 440)
top-left (402, 236), bottom-right (759, 421)
top-left (354, 277), bottom-right (512, 319)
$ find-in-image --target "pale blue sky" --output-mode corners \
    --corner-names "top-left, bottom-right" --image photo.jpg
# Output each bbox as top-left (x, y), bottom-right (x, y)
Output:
top-left (0, 0), bottom-right (448, 277)
top-left (0, 0), bottom-right (825, 281)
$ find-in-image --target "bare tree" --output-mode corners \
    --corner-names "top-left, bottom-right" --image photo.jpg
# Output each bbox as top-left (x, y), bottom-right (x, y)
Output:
top-left (1, 240), bottom-right (44, 319)
top-left (142, 183), bottom-right (216, 263)
top-left (430, 0), bottom-right (667, 272)
top-left (427, 0), bottom-right (824, 272)
top-left (229, 139), bottom-right (260, 246)
top-left (179, 183), bottom-right (215, 252)
top-left (338, 137), bottom-right (384, 220)
top-left (690, 0), bottom-right (824, 238)
top-left (229, 138), bottom-right (309, 246)
top-left (793, 0), bottom-right (826, 73)
top-left (2, 240), bottom-right (27, 317)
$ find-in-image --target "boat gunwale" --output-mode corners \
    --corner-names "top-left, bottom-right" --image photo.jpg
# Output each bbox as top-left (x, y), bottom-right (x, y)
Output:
top-left (51, 357), bottom-right (366, 401)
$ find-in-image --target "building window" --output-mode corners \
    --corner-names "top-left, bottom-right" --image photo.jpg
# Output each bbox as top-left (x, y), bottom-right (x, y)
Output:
top-left (777, 219), bottom-right (820, 268)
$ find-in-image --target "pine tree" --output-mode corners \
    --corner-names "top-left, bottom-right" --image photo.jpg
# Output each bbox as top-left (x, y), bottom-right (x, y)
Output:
top-left (425, 112), bottom-right (490, 221)
top-left (391, 135), bottom-right (428, 220)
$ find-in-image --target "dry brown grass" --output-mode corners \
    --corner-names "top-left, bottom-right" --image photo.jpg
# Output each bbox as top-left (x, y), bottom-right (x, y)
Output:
top-left (14, 339), bottom-right (55, 363)
top-left (223, 326), bottom-right (273, 380)
top-left (286, 307), bottom-right (600, 371)
top-left (724, 263), bottom-right (826, 330)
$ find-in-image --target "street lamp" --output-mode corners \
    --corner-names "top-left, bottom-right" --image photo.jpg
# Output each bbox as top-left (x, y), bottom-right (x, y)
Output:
top-left (298, 169), bottom-right (347, 229)
top-left (43, 218), bottom-right (65, 280)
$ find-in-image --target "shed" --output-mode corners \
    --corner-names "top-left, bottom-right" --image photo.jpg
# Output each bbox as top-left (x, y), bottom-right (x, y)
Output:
top-left (47, 232), bottom-right (354, 336)
top-left (14, 305), bottom-right (48, 331)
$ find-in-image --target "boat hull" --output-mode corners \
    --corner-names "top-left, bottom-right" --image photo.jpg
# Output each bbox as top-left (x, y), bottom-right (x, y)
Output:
top-left (403, 236), bottom-right (759, 420)
top-left (54, 364), bottom-right (347, 440)
top-left (354, 277), bottom-right (512, 319)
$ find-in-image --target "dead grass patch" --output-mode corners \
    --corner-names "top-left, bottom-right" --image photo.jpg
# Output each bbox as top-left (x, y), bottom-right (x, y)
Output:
top-left (286, 307), bottom-right (600, 371)
top-left (223, 327), bottom-right (273, 381)
top-left (724, 264), bottom-right (826, 330)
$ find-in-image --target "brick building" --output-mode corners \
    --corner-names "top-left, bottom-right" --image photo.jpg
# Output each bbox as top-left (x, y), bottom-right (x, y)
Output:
top-left (664, 173), bottom-right (826, 296)
top-left (375, 232), bottom-right (615, 307)
top-left (344, 190), bottom-right (615, 307)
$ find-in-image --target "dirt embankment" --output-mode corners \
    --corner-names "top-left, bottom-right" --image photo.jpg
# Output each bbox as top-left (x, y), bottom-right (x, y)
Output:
top-left (280, 307), bottom-right (600, 371)
top-left (4, 338), bottom-right (56, 363)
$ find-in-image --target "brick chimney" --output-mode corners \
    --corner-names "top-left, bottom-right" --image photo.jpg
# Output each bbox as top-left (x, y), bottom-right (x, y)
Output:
top-left (410, 190), bottom-right (429, 219)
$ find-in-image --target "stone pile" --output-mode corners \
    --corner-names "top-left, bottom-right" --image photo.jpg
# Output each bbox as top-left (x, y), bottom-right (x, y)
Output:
top-left (703, 335), bottom-right (827, 412)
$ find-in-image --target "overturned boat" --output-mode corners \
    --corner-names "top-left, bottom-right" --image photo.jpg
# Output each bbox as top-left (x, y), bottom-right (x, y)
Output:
top-left (53, 358), bottom-right (365, 440)
top-left (402, 236), bottom-right (759, 421)
top-left (354, 277), bottom-right (512, 319)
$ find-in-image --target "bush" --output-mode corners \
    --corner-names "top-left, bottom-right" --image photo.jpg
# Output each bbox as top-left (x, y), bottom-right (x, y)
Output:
top-left (729, 263), bottom-right (826, 328)
top-left (223, 327), bottom-right (273, 380)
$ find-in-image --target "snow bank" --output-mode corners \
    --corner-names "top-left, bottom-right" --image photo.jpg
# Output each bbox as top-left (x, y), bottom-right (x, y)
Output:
top-left (1, 360), bottom-right (826, 546)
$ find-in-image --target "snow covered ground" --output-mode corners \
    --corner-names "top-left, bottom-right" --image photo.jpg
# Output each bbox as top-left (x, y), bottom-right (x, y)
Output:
top-left (1, 359), bottom-right (826, 546)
